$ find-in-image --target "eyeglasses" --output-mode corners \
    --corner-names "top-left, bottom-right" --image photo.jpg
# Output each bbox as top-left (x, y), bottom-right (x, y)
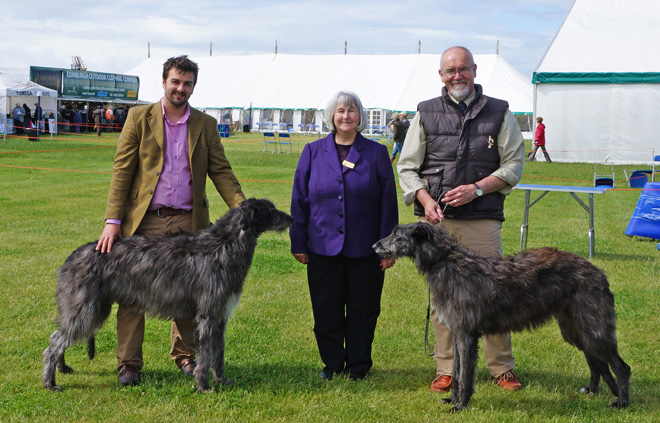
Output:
top-left (442, 66), bottom-right (473, 78)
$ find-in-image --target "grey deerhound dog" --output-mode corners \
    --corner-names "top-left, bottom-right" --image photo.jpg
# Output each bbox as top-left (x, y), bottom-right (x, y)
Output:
top-left (373, 222), bottom-right (630, 412)
top-left (43, 198), bottom-right (292, 393)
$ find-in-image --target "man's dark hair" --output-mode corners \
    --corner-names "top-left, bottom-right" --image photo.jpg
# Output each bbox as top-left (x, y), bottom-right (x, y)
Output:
top-left (162, 55), bottom-right (199, 85)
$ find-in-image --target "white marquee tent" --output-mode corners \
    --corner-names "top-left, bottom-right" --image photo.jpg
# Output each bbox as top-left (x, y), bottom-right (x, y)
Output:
top-left (533, 0), bottom-right (660, 164)
top-left (0, 67), bottom-right (58, 134)
top-left (127, 53), bottom-right (532, 134)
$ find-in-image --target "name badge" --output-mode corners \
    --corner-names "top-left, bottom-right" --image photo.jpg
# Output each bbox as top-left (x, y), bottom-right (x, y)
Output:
top-left (342, 160), bottom-right (355, 169)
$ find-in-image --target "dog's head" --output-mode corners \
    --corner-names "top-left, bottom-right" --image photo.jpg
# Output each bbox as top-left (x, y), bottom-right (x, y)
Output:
top-left (373, 222), bottom-right (456, 269)
top-left (238, 198), bottom-right (293, 234)
top-left (373, 224), bottom-right (419, 258)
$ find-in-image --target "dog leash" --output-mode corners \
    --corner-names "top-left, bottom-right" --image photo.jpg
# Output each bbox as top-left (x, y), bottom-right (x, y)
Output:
top-left (435, 191), bottom-right (450, 224)
top-left (424, 287), bottom-right (434, 357)
top-left (424, 192), bottom-right (449, 357)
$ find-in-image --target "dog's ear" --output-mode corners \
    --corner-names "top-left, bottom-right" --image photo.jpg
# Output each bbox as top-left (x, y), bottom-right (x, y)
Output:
top-left (239, 204), bottom-right (257, 230)
top-left (411, 223), bottom-right (452, 264)
top-left (411, 223), bottom-right (434, 243)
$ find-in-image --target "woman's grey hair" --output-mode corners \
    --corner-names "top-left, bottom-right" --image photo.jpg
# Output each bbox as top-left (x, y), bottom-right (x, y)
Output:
top-left (323, 91), bottom-right (368, 133)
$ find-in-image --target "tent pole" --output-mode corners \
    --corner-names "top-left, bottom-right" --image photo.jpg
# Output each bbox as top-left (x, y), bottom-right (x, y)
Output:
top-left (36, 94), bottom-right (41, 142)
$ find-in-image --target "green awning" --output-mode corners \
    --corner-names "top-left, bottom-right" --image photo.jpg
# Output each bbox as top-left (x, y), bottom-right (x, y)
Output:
top-left (533, 72), bottom-right (660, 84)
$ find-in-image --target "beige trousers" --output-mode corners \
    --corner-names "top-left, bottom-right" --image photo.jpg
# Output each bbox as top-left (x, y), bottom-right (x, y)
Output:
top-left (116, 212), bottom-right (198, 370)
top-left (421, 217), bottom-right (515, 378)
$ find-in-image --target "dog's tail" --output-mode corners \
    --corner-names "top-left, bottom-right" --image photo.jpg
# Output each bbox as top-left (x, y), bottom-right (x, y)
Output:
top-left (87, 335), bottom-right (95, 360)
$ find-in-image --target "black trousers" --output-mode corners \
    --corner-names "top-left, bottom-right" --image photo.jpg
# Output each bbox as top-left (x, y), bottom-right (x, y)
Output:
top-left (307, 252), bottom-right (384, 377)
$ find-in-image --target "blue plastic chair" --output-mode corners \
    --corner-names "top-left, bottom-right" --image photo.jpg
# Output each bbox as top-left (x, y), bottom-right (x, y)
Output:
top-left (217, 124), bottom-right (230, 138)
top-left (278, 133), bottom-right (292, 154)
top-left (627, 170), bottom-right (652, 188)
top-left (262, 132), bottom-right (278, 153)
top-left (594, 163), bottom-right (614, 188)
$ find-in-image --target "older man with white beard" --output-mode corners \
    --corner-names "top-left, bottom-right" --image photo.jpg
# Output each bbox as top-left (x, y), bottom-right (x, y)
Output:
top-left (397, 46), bottom-right (525, 393)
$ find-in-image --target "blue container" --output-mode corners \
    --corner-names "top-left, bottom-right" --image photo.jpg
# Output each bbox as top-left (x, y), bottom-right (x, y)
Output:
top-left (625, 182), bottom-right (660, 240)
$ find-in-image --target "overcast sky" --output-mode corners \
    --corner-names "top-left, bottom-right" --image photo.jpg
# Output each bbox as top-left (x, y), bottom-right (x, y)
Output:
top-left (1, 0), bottom-right (575, 79)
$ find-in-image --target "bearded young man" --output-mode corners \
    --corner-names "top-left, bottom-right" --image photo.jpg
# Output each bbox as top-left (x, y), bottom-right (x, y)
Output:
top-left (96, 55), bottom-right (245, 386)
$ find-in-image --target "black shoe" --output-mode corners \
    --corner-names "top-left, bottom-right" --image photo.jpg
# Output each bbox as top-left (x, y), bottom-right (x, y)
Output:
top-left (180, 359), bottom-right (197, 376)
top-left (118, 364), bottom-right (139, 386)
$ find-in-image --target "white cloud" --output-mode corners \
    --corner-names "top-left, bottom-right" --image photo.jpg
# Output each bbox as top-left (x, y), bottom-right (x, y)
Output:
top-left (0, 0), bottom-right (575, 77)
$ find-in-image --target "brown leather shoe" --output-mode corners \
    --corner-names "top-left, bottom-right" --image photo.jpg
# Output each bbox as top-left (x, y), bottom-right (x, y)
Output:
top-left (180, 359), bottom-right (197, 376)
top-left (496, 370), bottom-right (522, 391)
top-left (431, 374), bottom-right (452, 392)
top-left (118, 364), bottom-right (139, 386)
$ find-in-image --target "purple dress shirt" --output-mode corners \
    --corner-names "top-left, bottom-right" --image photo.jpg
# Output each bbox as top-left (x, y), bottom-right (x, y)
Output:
top-left (106, 99), bottom-right (193, 225)
top-left (149, 99), bottom-right (193, 211)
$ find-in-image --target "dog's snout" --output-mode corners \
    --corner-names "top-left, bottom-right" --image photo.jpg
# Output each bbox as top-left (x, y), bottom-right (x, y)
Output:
top-left (372, 241), bottom-right (383, 253)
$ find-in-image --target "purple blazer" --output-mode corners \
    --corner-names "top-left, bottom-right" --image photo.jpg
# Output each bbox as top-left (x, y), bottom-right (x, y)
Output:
top-left (290, 132), bottom-right (398, 258)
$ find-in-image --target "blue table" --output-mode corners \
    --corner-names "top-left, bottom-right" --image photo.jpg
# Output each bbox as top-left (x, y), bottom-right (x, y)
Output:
top-left (514, 184), bottom-right (610, 259)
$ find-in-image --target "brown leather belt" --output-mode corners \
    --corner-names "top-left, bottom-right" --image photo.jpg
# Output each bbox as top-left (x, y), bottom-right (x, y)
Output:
top-left (147, 207), bottom-right (191, 217)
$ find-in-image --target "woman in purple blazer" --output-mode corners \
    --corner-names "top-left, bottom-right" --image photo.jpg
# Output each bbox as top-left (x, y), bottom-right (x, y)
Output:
top-left (290, 91), bottom-right (398, 381)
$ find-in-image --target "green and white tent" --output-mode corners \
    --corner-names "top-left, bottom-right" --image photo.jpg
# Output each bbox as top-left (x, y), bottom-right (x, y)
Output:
top-left (533, 0), bottom-right (660, 164)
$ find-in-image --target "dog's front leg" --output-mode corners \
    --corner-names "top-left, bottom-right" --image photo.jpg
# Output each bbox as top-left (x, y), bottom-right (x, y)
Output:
top-left (449, 333), bottom-right (479, 413)
top-left (579, 353), bottom-right (602, 395)
top-left (194, 316), bottom-right (214, 393)
top-left (211, 317), bottom-right (234, 386)
top-left (43, 343), bottom-right (61, 391)
top-left (43, 330), bottom-right (70, 391)
top-left (441, 337), bottom-right (460, 407)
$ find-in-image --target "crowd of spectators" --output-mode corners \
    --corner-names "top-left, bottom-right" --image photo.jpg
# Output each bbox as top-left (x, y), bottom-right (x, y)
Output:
top-left (56, 103), bottom-right (131, 134)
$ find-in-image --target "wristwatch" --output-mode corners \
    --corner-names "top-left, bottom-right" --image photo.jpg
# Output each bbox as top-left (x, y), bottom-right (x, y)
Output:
top-left (474, 183), bottom-right (483, 197)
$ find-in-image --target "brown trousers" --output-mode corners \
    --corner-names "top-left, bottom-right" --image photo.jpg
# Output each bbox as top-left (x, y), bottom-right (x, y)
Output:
top-left (115, 212), bottom-right (198, 370)
top-left (527, 145), bottom-right (552, 162)
top-left (421, 217), bottom-right (515, 379)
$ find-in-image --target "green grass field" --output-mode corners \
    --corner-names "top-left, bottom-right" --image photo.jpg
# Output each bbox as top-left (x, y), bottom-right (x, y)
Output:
top-left (1, 131), bottom-right (658, 422)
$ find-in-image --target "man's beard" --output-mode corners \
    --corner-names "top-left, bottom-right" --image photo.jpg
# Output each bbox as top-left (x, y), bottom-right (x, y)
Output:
top-left (166, 90), bottom-right (188, 107)
top-left (448, 83), bottom-right (470, 101)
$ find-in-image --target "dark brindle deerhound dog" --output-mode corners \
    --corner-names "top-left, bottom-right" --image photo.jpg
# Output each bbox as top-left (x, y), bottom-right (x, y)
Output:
top-left (43, 198), bottom-right (292, 393)
top-left (373, 222), bottom-right (630, 412)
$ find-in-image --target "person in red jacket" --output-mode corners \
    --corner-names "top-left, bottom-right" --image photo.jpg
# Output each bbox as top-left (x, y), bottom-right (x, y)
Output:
top-left (527, 117), bottom-right (552, 162)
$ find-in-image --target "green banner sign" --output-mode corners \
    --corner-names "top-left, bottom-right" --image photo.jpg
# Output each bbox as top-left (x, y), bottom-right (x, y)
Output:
top-left (62, 70), bottom-right (139, 100)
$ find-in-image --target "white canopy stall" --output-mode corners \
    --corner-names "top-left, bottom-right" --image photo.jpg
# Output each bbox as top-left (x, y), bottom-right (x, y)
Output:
top-left (0, 67), bottom-right (58, 134)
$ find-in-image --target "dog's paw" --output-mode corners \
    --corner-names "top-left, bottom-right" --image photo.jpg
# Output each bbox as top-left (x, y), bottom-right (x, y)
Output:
top-left (196, 385), bottom-right (213, 394)
top-left (610, 399), bottom-right (630, 409)
top-left (578, 385), bottom-right (599, 394)
top-left (57, 364), bottom-right (74, 374)
top-left (448, 405), bottom-right (466, 413)
top-left (440, 397), bottom-right (453, 405)
top-left (44, 383), bottom-right (62, 392)
top-left (219, 377), bottom-right (234, 386)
